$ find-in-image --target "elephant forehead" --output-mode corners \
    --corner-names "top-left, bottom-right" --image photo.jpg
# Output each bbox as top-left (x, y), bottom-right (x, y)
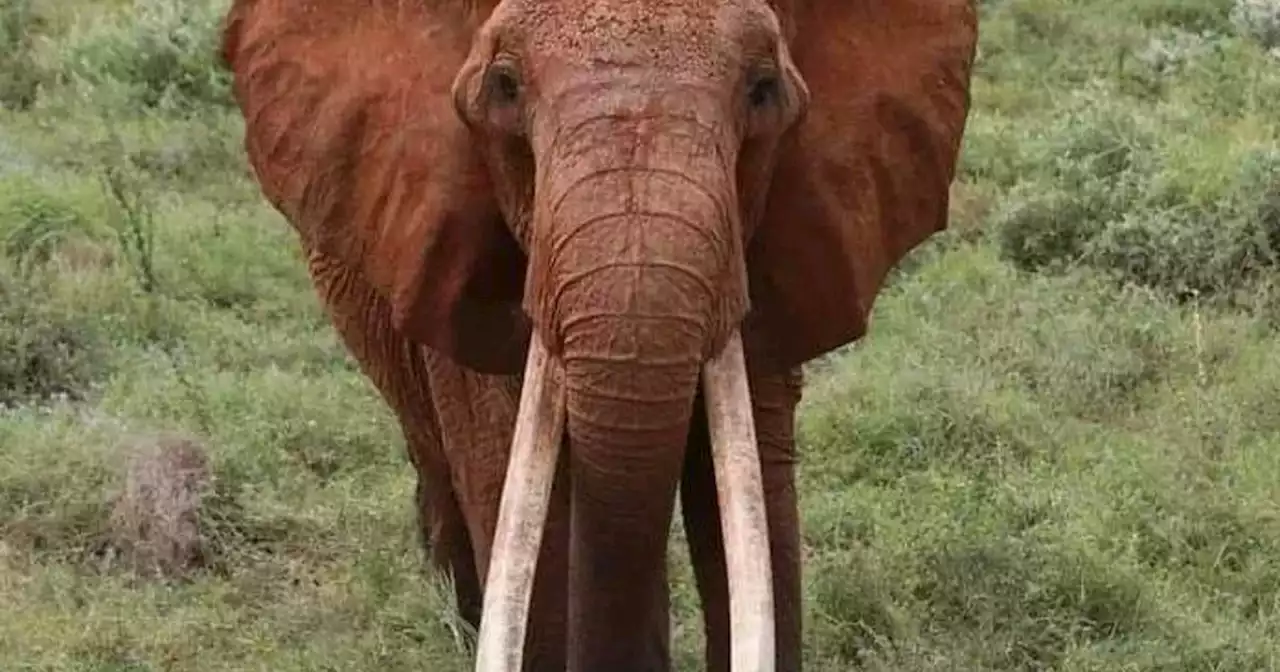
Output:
top-left (521, 0), bottom-right (759, 73)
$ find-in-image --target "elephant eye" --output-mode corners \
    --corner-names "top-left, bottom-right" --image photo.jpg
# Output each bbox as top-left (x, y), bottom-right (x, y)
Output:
top-left (486, 62), bottom-right (522, 105)
top-left (747, 72), bottom-right (781, 109)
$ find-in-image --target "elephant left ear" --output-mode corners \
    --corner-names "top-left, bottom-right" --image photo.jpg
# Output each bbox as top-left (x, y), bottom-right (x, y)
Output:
top-left (743, 0), bottom-right (979, 370)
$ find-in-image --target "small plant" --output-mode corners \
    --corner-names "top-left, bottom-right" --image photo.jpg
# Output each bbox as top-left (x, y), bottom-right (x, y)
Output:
top-left (1001, 163), bottom-right (1280, 301)
top-left (101, 161), bottom-right (159, 294)
top-left (992, 80), bottom-right (1280, 304)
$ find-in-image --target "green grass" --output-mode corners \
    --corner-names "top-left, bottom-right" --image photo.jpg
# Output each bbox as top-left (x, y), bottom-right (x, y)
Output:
top-left (2, 0), bottom-right (1279, 669)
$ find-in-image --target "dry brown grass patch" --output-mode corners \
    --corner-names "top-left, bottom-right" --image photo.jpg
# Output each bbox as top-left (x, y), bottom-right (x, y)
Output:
top-left (106, 433), bottom-right (213, 580)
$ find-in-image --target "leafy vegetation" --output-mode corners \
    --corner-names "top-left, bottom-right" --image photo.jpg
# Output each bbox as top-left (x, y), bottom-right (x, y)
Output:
top-left (1, 0), bottom-right (1278, 669)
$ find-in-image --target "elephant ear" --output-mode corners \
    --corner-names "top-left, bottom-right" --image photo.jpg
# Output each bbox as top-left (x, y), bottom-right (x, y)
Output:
top-left (222, 0), bottom-right (528, 374)
top-left (743, 0), bottom-right (978, 370)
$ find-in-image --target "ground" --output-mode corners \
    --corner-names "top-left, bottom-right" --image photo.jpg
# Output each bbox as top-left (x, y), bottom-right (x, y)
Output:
top-left (1, 0), bottom-right (1279, 669)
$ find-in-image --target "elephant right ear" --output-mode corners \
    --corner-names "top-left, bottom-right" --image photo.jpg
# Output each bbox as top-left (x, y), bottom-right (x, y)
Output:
top-left (743, 0), bottom-right (978, 371)
top-left (222, 0), bottom-right (528, 374)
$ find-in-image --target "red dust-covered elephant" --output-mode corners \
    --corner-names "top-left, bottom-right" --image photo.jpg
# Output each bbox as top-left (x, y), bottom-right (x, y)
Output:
top-left (220, 0), bottom-right (978, 669)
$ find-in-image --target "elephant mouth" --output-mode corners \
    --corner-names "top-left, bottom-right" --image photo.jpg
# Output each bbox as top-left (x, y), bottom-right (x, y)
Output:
top-left (472, 328), bottom-right (776, 672)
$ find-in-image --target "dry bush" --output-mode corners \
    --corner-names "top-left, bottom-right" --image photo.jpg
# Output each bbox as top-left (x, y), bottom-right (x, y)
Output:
top-left (1232, 0), bottom-right (1280, 49)
top-left (107, 433), bottom-right (212, 580)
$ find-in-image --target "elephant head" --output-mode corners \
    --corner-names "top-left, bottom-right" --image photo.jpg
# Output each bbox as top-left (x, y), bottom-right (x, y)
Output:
top-left (223, 0), bottom-right (977, 667)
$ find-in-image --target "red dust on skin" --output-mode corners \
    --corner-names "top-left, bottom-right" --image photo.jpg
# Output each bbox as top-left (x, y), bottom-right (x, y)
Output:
top-left (221, 0), bottom-right (978, 669)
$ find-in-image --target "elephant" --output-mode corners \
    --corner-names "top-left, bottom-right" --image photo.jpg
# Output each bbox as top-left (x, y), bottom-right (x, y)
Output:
top-left (220, 0), bottom-right (978, 670)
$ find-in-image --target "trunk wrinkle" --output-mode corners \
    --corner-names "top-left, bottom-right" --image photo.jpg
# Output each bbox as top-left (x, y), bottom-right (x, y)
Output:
top-left (561, 386), bottom-right (696, 406)
top-left (553, 260), bottom-right (716, 305)
top-left (549, 209), bottom-right (726, 265)
top-left (545, 109), bottom-right (726, 163)
top-left (561, 311), bottom-right (703, 331)
top-left (546, 165), bottom-right (731, 226)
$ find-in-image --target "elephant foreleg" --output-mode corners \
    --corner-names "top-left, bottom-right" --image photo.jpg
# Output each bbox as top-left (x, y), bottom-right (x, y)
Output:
top-left (304, 252), bottom-right (484, 626)
top-left (422, 354), bottom-right (572, 672)
top-left (681, 368), bottom-right (805, 672)
top-left (408, 430), bottom-right (484, 627)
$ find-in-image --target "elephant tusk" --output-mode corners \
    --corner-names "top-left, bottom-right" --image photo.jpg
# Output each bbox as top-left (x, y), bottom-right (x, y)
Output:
top-left (702, 331), bottom-right (776, 672)
top-left (474, 333), bottom-right (566, 672)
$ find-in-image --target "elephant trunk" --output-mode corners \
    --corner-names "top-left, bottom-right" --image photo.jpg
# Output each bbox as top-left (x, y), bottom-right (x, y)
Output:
top-left (547, 132), bottom-right (728, 670)
top-left (475, 111), bottom-right (776, 672)
top-left (536, 112), bottom-right (762, 670)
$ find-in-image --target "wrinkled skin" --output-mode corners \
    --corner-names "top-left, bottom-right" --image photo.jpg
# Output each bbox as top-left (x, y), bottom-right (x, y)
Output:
top-left (222, 0), bottom-right (977, 669)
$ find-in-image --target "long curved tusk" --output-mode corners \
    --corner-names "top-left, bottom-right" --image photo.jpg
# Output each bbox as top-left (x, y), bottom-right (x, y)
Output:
top-left (474, 333), bottom-right (566, 672)
top-left (703, 330), bottom-right (776, 672)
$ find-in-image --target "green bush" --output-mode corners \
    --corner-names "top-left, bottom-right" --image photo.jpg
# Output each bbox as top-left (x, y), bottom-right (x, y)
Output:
top-left (993, 185), bottom-right (1109, 274)
top-left (0, 175), bottom-right (98, 272)
top-left (59, 0), bottom-right (231, 113)
top-left (1086, 149), bottom-right (1279, 297)
top-left (0, 265), bottom-right (104, 405)
top-left (998, 177), bottom-right (1280, 301)
top-left (1132, 27), bottom-right (1217, 81)
top-left (989, 97), bottom-right (1155, 274)
top-left (1084, 208), bottom-right (1277, 300)
top-left (1126, 0), bottom-right (1235, 32)
top-left (992, 82), bottom-right (1280, 301)
top-left (0, 0), bottom-right (47, 110)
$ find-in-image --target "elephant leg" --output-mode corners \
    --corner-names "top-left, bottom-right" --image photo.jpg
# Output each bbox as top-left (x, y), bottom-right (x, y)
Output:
top-left (422, 353), bottom-right (572, 671)
top-left (680, 368), bottom-right (805, 672)
top-left (525, 441), bottom-right (572, 671)
top-left (407, 430), bottom-right (483, 627)
top-left (304, 252), bottom-right (481, 624)
top-left (679, 408), bottom-right (729, 670)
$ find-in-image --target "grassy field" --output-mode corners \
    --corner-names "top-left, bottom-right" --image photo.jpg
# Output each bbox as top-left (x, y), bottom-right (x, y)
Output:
top-left (2, 0), bottom-right (1279, 669)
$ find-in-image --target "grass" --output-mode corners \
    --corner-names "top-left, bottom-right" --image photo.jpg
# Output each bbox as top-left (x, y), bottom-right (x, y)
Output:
top-left (1, 0), bottom-right (1279, 669)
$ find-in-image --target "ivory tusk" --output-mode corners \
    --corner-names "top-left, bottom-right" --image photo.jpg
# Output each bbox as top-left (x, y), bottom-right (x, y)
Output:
top-left (703, 331), bottom-right (776, 672)
top-left (474, 333), bottom-right (566, 672)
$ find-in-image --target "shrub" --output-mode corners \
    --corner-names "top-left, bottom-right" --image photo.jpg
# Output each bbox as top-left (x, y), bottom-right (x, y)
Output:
top-left (992, 185), bottom-right (1110, 273)
top-left (59, 0), bottom-right (232, 113)
top-left (993, 81), bottom-right (1280, 302)
top-left (1134, 27), bottom-right (1217, 79)
top-left (0, 0), bottom-right (46, 110)
top-left (1083, 148), bottom-right (1280, 297)
top-left (0, 265), bottom-right (104, 405)
top-left (1000, 174), bottom-right (1280, 301)
top-left (1084, 207), bottom-right (1277, 299)
top-left (0, 176), bottom-right (97, 273)
top-left (1127, 0), bottom-right (1235, 33)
